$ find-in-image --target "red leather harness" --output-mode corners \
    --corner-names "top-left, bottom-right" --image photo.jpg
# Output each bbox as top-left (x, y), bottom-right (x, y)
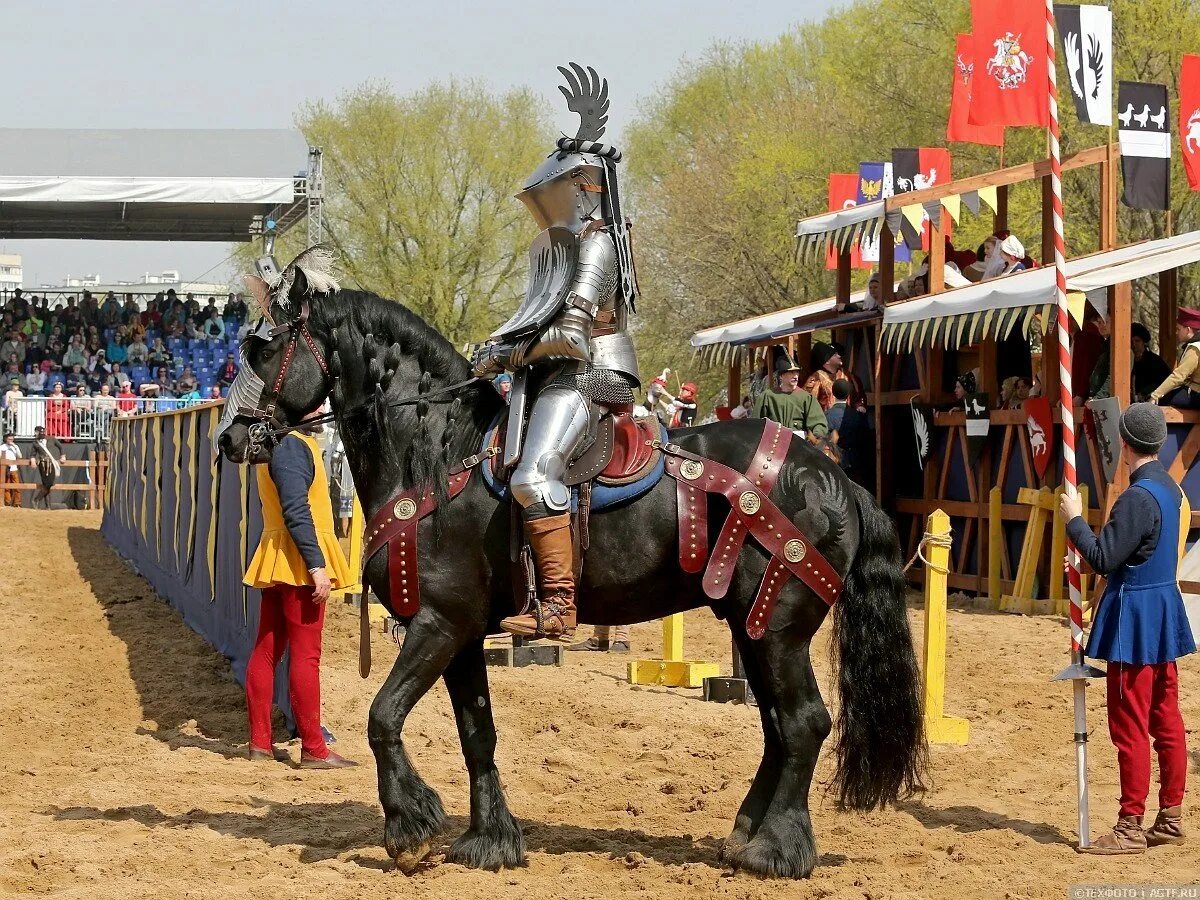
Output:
top-left (361, 419), bottom-right (842, 637)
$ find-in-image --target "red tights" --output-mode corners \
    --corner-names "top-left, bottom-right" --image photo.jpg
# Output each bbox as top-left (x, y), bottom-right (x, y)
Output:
top-left (246, 584), bottom-right (329, 759)
top-left (1106, 662), bottom-right (1188, 817)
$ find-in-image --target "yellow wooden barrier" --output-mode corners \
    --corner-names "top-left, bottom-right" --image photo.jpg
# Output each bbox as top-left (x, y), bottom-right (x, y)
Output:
top-left (921, 509), bottom-right (969, 745)
top-left (628, 613), bottom-right (720, 688)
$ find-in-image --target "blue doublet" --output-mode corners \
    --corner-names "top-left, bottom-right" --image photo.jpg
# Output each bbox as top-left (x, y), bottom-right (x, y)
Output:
top-left (1085, 479), bottom-right (1197, 664)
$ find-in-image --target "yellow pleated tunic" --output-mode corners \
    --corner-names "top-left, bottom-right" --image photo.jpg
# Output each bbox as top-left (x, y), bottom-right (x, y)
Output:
top-left (243, 433), bottom-right (354, 590)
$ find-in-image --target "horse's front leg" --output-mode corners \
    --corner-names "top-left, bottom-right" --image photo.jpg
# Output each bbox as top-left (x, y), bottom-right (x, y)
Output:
top-left (368, 610), bottom-right (463, 871)
top-left (442, 639), bottom-right (525, 870)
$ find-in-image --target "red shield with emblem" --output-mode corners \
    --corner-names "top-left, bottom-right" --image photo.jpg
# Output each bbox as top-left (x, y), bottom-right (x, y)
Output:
top-left (1024, 396), bottom-right (1053, 479)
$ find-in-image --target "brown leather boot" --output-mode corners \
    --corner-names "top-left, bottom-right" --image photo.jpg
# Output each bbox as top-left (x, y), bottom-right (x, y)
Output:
top-left (1145, 806), bottom-right (1185, 846)
top-left (500, 513), bottom-right (577, 641)
top-left (1082, 815), bottom-right (1147, 854)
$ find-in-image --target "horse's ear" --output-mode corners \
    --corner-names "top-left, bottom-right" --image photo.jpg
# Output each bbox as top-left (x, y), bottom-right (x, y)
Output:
top-left (242, 275), bottom-right (274, 324)
top-left (288, 267), bottom-right (310, 304)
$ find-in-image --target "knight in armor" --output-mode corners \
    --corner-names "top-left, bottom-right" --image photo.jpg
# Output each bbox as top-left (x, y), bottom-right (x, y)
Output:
top-left (472, 64), bottom-right (640, 641)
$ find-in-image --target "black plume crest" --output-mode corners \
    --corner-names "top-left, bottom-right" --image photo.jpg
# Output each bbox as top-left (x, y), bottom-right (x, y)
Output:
top-left (557, 62), bottom-right (609, 141)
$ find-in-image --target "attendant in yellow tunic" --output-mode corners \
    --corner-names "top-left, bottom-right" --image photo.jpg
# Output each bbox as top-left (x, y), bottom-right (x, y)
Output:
top-left (243, 416), bottom-right (357, 768)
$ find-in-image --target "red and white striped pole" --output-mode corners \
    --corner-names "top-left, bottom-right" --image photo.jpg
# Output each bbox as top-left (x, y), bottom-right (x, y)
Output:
top-left (1045, 0), bottom-right (1103, 851)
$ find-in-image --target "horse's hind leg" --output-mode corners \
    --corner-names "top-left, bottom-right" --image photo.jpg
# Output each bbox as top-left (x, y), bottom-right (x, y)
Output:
top-left (368, 613), bottom-right (462, 870)
top-left (720, 625), bottom-right (784, 863)
top-left (442, 639), bottom-right (524, 870)
top-left (727, 633), bottom-right (830, 879)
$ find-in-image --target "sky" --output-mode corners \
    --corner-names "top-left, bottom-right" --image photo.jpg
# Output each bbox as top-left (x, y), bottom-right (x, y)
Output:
top-left (1, 0), bottom-right (842, 289)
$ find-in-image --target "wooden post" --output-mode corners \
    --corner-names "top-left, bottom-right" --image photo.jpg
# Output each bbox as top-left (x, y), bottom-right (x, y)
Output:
top-left (1160, 268), bottom-right (1178, 359)
top-left (988, 486), bottom-right (1002, 605)
top-left (837, 249), bottom-right (852, 305)
top-left (728, 352), bottom-right (742, 409)
top-left (928, 208), bottom-right (946, 294)
top-left (995, 184), bottom-right (1009, 234)
top-left (879, 223), bottom-right (895, 303)
top-left (1099, 145), bottom-right (1114, 251)
top-left (921, 509), bottom-right (969, 745)
top-left (1041, 174), bottom-right (1056, 265)
top-left (1105, 281), bottom-right (1134, 519)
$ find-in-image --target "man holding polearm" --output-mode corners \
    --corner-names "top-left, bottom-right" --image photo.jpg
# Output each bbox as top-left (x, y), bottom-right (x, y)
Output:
top-left (1057, 403), bottom-right (1196, 853)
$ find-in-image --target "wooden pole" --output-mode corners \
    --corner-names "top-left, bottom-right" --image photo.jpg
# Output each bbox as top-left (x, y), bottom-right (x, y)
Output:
top-left (1160, 268), bottom-right (1179, 360)
top-left (921, 508), bottom-right (969, 744)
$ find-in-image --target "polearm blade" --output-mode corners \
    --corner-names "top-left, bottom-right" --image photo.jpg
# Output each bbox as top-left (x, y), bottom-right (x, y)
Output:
top-left (1044, 0), bottom-right (1105, 851)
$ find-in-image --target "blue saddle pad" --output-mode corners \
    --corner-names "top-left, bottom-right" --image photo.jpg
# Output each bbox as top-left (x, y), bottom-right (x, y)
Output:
top-left (479, 415), bottom-right (666, 512)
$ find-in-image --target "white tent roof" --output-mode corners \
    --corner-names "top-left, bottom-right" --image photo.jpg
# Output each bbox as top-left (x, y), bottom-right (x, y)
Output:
top-left (880, 232), bottom-right (1200, 352)
top-left (691, 297), bottom-right (841, 350)
top-left (0, 129), bottom-right (310, 241)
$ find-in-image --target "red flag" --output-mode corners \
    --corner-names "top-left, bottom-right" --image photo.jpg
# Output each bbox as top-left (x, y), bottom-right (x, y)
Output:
top-left (825, 174), bottom-right (869, 270)
top-left (1181, 54), bottom-right (1200, 190)
top-left (1024, 396), bottom-right (1054, 479)
top-left (948, 34), bottom-right (1005, 146)
top-left (918, 148), bottom-right (953, 250)
top-left (969, 1), bottom-right (1050, 128)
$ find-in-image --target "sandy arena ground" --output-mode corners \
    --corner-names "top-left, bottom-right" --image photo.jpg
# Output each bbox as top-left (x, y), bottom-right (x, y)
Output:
top-left (0, 508), bottom-right (1197, 899)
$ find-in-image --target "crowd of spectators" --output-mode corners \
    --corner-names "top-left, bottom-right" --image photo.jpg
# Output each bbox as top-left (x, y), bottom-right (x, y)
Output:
top-left (1, 288), bottom-right (248, 439)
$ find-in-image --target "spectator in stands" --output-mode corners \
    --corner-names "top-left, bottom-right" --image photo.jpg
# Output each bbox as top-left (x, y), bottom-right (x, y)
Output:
top-left (224, 293), bottom-right (248, 326)
top-left (25, 366), bottom-right (46, 396)
top-left (178, 383), bottom-right (201, 405)
top-left (116, 383), bottom-right (137, 415)
top-left (84, 366), bottom-right (104, 395)
top-left (1085, 316), bottom-right (1114, 402)
top-left (148, 337), bottom-right (171, 368)
top-left (69, 385), bottom-right (92, 434)
top-left (754, 359), bottom-right (828, 438)
top-left (62, 336), bottom-right (88, 369)
top-left (206, 385), bottom-right (223, 402)
top-left (126, 333), bottom-right (148, 366)
top-left (826, 379), bottom-right (850, 435)
top-left (4, 377), bottom-right (23, 410)
top-left (99, 293), bottom-right (120, 327)
top-left (65, 364), bottom-right (87, 393)
top-left (1151, 307), bottom-right (1200, 409)
top-left (29, 425), bottom-right (64, 509)
top-left (953, 371), bottom-right (977, 410)
top-left (983, 235), bottom-right (1029, 279)
top-left (242, 412), bottom-right (357, 768)
top-left (729, 394), bottom-right (752, 419)
top-left (121, 296), bottom-right (139, 324)
top-left (218, 353), bottom-right (239, 389)
top-left (2, 432), bottom-right (21, 508)
top-left (106, 362), bottom-right (131, 392)
top-left (45, 364), bottom-right (66, 393)
top-left (184, 316), bottom-right (203, 341)
top-left (1, 329), bottom-right (25, 367)
top-left (87, 349), bottom-right (108, 375)
top-left (1132, 323), bottom-right (1170, 403)
top-left (4, 368), bottom-right (23, 396)
top-left (94, 384), bottom-right (117, 429)
top-left (45, 383), bottom-right (70, 437)
top-left (176, 365), bottom-right (198, 396)
top-left (804, 342), bottom-right (843, 411)
top-left (148, 366), bottom-right (173, 397)
top-left (202, 308), bottom-right (226, 342)
top-left (106, 328), bottom-right (128, 365)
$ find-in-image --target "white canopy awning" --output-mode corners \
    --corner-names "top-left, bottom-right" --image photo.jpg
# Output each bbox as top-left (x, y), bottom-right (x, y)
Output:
top-left (881, 232), bottom-right (1200, 352)
top-left (692, 297), bottom-right (841, 350)
top-left (795, 201), bottom-right (885, 261)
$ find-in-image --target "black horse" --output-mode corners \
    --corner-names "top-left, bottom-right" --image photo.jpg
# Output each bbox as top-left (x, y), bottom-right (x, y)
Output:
top-left (217, 257), bottom-right (926, 879)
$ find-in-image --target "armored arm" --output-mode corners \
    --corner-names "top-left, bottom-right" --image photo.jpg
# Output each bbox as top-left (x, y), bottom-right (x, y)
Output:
top-left (511, 231), bottom-right (616, 368)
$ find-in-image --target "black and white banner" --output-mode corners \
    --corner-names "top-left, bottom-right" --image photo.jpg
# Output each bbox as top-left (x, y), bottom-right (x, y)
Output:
top-left (1119, 81), bottom-right (1171, 210)
top-left (1054, 4), bottom-right (1113, 126)
top-left (910, 398), bottom-right (935, 471)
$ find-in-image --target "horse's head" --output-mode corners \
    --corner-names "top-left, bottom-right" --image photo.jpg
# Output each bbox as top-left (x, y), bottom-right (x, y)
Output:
top-left (215, 246), bottom-right (339, 464)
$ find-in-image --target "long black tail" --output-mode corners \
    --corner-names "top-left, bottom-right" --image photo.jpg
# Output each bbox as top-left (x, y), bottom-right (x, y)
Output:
top-left (831, 482), bottom-right (928, 810)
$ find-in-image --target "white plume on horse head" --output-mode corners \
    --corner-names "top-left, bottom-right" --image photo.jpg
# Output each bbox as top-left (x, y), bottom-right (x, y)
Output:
top-left (275, 244), bottom-right (341, 297)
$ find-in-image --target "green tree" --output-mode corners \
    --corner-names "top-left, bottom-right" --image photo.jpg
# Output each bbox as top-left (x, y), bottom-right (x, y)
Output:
top-left (291, 81), bottom-right (550, 346)
top-left (625, 0), bottom-right (1200, 401)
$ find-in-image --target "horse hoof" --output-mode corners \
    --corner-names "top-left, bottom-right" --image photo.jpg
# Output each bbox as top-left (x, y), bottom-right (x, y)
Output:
top-left (393, 841), bottom-right (432, 875)
top-left (719, 833), bottom-right (749, 865)
top-left (728, 834), bottom-right (816, 880)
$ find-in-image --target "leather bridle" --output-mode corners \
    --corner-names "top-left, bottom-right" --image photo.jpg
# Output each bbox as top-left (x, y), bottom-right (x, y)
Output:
top-left (239, 297), bottom-right (330, 457)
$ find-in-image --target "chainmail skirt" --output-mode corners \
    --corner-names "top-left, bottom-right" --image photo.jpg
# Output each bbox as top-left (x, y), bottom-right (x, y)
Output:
top-left (549, 366), bottom-right (636, 404)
